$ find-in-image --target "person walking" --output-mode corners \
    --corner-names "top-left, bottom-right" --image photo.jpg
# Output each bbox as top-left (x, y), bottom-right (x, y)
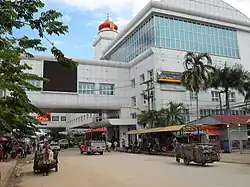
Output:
top-left (113, 141), bottom-right (118, 152)
top-left (0, 143), bottom-right (4, 161)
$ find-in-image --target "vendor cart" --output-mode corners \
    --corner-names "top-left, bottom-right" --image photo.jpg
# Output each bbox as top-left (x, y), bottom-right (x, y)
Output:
top-left (33, 150), bottom-right (59, 173)
top-left (175, 143), bottom-right (220, 166)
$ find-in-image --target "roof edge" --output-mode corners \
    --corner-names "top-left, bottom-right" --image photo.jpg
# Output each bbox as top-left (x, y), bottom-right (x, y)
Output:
top-left (102, 0), bottom-right (250, 59)
top-left (21, 54), bottom-right (130, 69)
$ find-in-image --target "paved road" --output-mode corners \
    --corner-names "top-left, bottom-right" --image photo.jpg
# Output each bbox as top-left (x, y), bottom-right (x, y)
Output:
top-left (19, 149), bottom-right (250, 187)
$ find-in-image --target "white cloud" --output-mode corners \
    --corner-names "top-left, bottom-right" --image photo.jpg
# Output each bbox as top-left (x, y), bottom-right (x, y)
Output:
top-left (61, 14), bottom-right (72, 23)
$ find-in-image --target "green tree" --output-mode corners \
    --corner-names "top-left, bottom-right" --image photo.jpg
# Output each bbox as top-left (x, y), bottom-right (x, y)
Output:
top-left (211, 63), bottom-right (250, 114)
top-left (0, 0), bottom-right (77, 136)
top-left (137, 110), bottom-right (159, 128)
top-left (137, 102), bottom-right (187, 128)
top-left (181, 52), bottom-right (215, 121)
top-left (164, 102), bottom-right (186, 125)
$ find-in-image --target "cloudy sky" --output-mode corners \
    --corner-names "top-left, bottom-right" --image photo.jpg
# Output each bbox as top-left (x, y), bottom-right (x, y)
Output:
top-left (31, 0), bottom-right (250, 58)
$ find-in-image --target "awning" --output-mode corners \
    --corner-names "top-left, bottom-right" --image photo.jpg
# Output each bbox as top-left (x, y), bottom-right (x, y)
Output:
top-left (86, 128), bottom-right (107, 133)
top-left (142, 125), bottom-right (186, 134)
top-left (126, 124), bottom-right (196, 135)
top-left (127, 129), bottom-right (145, 135)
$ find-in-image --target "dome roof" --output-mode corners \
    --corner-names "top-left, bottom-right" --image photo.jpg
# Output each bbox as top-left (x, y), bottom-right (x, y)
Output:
top-left (98, 14), bottom-right (118, 31)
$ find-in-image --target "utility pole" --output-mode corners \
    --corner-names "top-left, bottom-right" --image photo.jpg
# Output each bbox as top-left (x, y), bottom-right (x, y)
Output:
top-left (141, 78), bottom-right (154, 127)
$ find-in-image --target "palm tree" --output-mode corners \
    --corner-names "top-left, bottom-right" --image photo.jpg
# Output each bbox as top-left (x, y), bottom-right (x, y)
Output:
top-left (164, 102), bottom-right (187, 125)
top-left (137, 102), bottom-right (187, 128)
top-left (181, 52), bottom-right (215, 121)
top-left (137, 110), bottom-right (159, 128)
top-left (211, 63), bottom-right (250, 114)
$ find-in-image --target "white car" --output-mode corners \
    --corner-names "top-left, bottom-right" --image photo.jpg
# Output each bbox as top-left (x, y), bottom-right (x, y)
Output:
top-left (50, 142), bottom-right (60, 151)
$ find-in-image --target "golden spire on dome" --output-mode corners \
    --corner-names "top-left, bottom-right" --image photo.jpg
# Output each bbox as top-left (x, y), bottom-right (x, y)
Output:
top-left (106, 13), bottom-right (110, 21)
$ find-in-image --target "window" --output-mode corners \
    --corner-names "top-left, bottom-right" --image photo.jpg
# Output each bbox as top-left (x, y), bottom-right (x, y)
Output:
top-left (78, 82), bottom-right (95, 94)
top-left (211, 91), bottom-right (219, 102)
top-left (99, 83), bottom-right (114, 95)
top-left (107, 15), bottom-right (239, 62)
top-left (108, 16), bottom-right (155, 62)
top-left (131, 113), bottom-right (137, 119)
top-left (61, 116), bottom-right (66, 121)
top-left (52, 116), bottom-right (59, 121)
top-left (229, 92), bottom-right (236, 102)
top-left (190, 91), bottom-right (197, 100)
top-left (153, 15), bottom-right (239, 58)
top-left (182, 109), bottom-right (190, 123)
top-left (131, 79), bottom-right (135, 88)
top-left (140, 74), bottom-right (145, 83)
top-left (131, 96), bottom-right (136, 107)
top-left (26, 80), bottom-right (42, 91)
top-left (148, 69), bottom-right (154, 80)
top-left (140, 93), bottom-right (145, 105)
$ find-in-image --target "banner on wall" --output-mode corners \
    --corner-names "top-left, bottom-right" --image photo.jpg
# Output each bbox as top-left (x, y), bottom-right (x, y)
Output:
top-left (36, 112), bottom-right (51, 121)
top-left (156, 70), bottom-right (182, 84)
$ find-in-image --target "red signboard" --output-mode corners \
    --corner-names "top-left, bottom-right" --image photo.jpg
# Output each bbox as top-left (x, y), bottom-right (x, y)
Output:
top-left (36, 112), bottom-right (51, 121)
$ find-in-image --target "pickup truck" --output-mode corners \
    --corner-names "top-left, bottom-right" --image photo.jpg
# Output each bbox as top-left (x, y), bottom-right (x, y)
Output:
top-left (59, 139), bottom-right (69, 149)
top-left (86, 141), bottom-right (106, 155)
top-left (50, 142), bottom-right (60, 151)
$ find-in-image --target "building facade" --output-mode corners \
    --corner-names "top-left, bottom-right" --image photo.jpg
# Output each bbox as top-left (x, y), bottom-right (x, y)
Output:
top-left (22, 0), bottom-right (250, 145)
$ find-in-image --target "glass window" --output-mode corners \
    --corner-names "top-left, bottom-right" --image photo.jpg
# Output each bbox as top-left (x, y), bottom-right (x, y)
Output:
top-left (148, 69), bottom-right (154, 80)
top-left (61, 116), bottom-right (66, 121)
top-left (190, 91), bottom-right (197, 100)
top-left (131, 79), bottom-right (135, 88)
top-left (140, 74), bottom-right (145, 83)
top-left (229, 92), bottom-right (236, 102)
top-left (107, 15), bottom-right (239, 62)
top-left (211, 91), bottom-right (219, 102)
top-left (78, 82), bottom-right (95, 94)
top-left (99, 83), bottom-right (115, 96)
top-left (52, 116), bottom-right (59, 121)
top-left (131, 96), bottom-right (136, 107)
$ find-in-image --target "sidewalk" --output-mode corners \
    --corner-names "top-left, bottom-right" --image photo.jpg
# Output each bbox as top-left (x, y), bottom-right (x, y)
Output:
top-left (0, 161), bottom-right (17, 187)
top-left (220, 152), bottom-right (250, 165)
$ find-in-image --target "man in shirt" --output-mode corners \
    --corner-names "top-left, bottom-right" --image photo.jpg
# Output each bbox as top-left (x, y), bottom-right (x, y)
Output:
top-left (42, 145), bottom-right (54, 176)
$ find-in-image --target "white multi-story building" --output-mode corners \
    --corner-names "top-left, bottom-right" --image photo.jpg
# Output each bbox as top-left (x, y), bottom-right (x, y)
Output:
top-left (22, 0), bottom-right (250, 145)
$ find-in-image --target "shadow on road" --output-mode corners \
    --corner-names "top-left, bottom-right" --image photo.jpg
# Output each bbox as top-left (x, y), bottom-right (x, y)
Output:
top-left (23, 169), bottom-right (58, 178)
top-left (168, 162), bottom-right (217, 167)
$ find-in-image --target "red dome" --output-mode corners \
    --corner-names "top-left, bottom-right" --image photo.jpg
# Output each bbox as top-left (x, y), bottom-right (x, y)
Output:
top-left (98, 14), bottom-right (118, 31)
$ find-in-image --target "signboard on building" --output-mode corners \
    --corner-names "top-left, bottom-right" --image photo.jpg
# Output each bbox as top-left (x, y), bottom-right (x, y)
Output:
top-left (156, 70), bottom-right (182, 84)
top-left (36, 112), bottom-right (51, 121)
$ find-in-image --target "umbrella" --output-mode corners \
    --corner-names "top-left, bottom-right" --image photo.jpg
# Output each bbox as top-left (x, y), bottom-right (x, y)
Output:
top-left (0, 137), bottom-right (8, 142)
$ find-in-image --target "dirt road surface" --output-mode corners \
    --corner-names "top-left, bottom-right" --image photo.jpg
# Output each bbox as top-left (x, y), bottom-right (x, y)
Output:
top-left (19, 149), bottom-right (250, 187)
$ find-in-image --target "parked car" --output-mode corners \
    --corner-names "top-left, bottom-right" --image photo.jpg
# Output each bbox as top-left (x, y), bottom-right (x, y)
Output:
top-left (58, 139), bottom-right (69, 149)
top-left (50, 142), bottom-right (60, 151)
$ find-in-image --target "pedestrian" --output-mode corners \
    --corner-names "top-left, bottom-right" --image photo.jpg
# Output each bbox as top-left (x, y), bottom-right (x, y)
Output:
top-left (0, 143), bottom-right (4, 161)
top-left (122, 139), bottom-right (125, 149)
top-left (106, 141), bottom-right (112, 152)
top-left (41, 145), bottom-right (54, 176)
top-left (114, 141), bottom-right (118, 152)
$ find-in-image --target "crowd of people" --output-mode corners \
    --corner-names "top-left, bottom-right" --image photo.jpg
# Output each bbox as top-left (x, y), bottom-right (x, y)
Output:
top-left (0, 140), bottom-right (36, 161)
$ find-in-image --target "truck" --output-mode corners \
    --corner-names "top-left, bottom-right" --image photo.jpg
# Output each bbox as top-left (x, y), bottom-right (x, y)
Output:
top-left (80, 128), bottom-right (107, 155)
top-left (175, 143), bottom-right (220, 166)
top-left (58, 139), bottom-right (69, 149)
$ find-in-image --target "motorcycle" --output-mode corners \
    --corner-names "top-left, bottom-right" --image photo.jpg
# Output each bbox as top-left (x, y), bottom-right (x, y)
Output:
top-left (147, 143), bottom-right (155, 153)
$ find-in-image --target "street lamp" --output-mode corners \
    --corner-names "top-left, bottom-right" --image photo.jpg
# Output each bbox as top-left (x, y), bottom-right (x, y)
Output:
top-left (238, 124), bottom-right (243, 154)
top-left (227, 124), bottom-right (231, 152)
